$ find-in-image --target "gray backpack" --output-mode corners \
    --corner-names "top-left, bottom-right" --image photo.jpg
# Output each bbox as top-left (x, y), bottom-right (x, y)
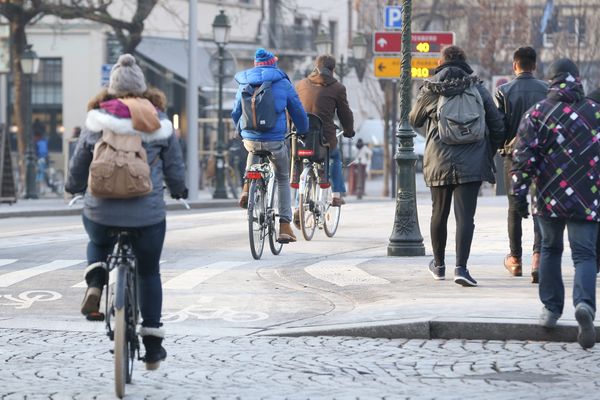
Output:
top-left (436, 85), bottom-right (486, 145)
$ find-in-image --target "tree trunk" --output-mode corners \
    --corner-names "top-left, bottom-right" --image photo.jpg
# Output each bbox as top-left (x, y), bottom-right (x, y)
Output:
top-left (10, 20), bottom-right (27, 192)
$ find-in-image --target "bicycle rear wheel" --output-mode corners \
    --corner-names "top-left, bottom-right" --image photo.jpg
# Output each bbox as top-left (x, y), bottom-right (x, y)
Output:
top-left (113, 266), bottom-right (131, 398)
top-left (248, 180), bottom-right (266, 259)
top-left (268, 178), bottom-right (283, 255)
top-left (299, 171), bottom-right (317, 241)
top-left (322, 187), bottom-right (340, 237)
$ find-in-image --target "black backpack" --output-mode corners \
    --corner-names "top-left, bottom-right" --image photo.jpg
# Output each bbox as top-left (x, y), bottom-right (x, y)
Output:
top-left (239, 81), bottom-right (277, 132)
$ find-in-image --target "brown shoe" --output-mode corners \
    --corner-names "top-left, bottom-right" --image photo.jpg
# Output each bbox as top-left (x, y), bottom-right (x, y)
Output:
top-left (531, 252), bottom-right (540, 284)
top-left (293, 209), bottom-right (301, 230)
top-left (239, 182), bottom-right (249, 209)
top-left (277, 222), bottom-right (297, 243)
top-left (504, 254), bottom-right (523, 276)
top-left (331, 197), bottom-right (345, 207)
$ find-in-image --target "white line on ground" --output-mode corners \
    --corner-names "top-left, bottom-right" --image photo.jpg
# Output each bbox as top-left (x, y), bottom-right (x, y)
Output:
top-left (304, 259), bottom-right (390, 287)
top-left (0, 260), bottom-right (84, 288)
top-left (0, 259), bottom-right (17, 268)
top-left (163, 261), bottom-right (247, 290)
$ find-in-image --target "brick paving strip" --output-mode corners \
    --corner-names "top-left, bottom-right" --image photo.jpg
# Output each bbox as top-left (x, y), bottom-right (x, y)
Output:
top-left (1, 328), bottom-right (599, 399)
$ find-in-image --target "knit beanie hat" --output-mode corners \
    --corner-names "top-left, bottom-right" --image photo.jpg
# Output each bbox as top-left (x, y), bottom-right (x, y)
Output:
top-left (546, 58), bottom-right (579, 80)
top-left (254, 48), bottom-right (278, 67)
top-left (108, 54), bottom-right (147, 96)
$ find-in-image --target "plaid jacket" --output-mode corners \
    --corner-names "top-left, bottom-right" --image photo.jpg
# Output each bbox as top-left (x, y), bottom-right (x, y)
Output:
top-left (510, 73), bottom-right (600, 221)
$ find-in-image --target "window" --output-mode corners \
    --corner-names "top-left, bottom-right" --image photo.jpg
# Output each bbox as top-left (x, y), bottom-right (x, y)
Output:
top-left (328, 20), bottom-right (337, 55)
top-left (32, 58), bottom-right (62, 106)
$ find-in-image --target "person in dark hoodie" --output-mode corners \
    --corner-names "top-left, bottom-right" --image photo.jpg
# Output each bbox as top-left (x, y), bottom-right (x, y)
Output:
top-left (409, 45), bottom-right (505, 287)
top-left (294, 54), bottom-right (355, 211)
top-left (511, 59), bottom-right (600, 349)
top-left (232, 48), bottom-right (308, 243)
top-left (66, 54), bottom-right (187, 370)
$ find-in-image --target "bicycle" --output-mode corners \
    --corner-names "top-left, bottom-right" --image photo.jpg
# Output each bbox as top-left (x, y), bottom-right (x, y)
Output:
top-left (245, 149), bottom-right (285, 260)
top-left (294, 115), bottom-right (341, 241)
top-left (69, 195), bottom-right (189, 398)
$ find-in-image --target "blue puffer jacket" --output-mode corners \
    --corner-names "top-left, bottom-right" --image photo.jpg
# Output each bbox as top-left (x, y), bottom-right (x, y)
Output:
top-left (231, 66), bottom-right (308, 141)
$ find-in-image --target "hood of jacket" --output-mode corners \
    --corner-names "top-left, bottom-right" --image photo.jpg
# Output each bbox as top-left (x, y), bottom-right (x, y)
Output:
top-left (85, 98), bottom-right (173, 142)
top-left (307, 68), bottom-right (337, 86)
top-left (547, 72), bottom-right (584, 103)
top-left (423, 61), bottom-right (479, 97)
top-left (234, 66), bottom-right (288, 85)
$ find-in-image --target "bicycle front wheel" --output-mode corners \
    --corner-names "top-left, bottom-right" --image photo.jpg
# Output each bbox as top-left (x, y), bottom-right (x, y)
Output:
top-left (322, 187), bottom-right (340, 237)
top-left (268, 178), bottom-right (283, 255)
top-left (248, 180), bottom-right (266, 259)
top-left (298, 171), bottom-right (317, 241)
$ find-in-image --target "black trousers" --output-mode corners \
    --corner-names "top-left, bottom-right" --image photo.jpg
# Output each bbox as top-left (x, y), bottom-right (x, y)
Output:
top-left (430, 181), bottom-right (481, 267)
top-left (503, 157), bottom-right (542, 257)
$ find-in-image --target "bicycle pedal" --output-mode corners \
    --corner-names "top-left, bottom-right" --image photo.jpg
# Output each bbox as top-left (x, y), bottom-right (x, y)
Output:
top-left (86, 312), bottom-right (105, 322)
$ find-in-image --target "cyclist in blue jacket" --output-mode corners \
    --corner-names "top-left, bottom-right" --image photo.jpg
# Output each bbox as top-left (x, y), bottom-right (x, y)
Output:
top-left (232, 48), bottom-right (308, 243)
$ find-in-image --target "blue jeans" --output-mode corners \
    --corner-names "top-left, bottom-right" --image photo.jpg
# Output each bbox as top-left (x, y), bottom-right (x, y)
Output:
top-left (244, 140), bottom-right (292, 223)
top-left (537, 216), bottom-right (598, 316)
top-left (82, 215), bottom-right (166, 328)
top-left (329, 148), bottom-right (346, 193)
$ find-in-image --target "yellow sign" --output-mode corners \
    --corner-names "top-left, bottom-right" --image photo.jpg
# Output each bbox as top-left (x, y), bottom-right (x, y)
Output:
top-left (374, 56), bottom-right (440, 79)
top-left (411, 57), bottom-right (439, 79)
top-left (374, 57), bottom-right (401, 78)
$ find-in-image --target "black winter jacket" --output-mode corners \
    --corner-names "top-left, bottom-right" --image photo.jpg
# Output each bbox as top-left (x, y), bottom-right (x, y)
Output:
top-left (409, 62), bottom-right (506, 187)
top-left (494, 72), bottom-right (548, 156)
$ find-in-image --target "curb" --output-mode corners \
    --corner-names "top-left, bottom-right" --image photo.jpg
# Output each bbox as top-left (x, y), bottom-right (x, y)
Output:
top-left (255, 317), bottom-right (599, 343)
top-left (0, 199), bottom-right (237, 219)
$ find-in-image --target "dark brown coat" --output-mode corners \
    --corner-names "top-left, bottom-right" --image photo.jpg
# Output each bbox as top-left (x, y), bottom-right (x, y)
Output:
top-left (295, 71), bottom-right (354, 149)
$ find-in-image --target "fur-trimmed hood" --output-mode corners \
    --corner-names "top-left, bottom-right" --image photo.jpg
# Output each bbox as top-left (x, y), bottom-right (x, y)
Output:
top-left (85, 108), bottom-right (173, 142)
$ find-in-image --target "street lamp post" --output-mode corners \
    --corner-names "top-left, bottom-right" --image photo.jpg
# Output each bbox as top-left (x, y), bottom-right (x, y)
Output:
top-left (212, 10), bottom-right (231, 199)
top-left (387, 0), bottom-right (425, 256)
top-left (21, 45), bottom-right (40, 200)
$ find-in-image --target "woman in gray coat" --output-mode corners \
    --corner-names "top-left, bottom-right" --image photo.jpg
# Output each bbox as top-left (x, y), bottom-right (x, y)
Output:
top-left (66, 54), bottom-right (187, 370)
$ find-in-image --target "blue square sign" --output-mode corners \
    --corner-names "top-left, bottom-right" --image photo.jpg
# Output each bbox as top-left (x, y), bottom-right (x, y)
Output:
top-left (385, 6), bottom-right (403, 29)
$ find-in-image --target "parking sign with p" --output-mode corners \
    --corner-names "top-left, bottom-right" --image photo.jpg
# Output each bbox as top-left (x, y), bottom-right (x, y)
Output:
top-left (385, 6), bottom-right (402, 29)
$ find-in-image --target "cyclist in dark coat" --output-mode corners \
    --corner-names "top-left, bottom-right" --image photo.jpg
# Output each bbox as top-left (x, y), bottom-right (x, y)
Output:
top-left (295, 55), bottom-right (355, 208)
top-left (409, 45), bottom-right (505, 287)
top-left (66, 54), bottom-right (187, 370)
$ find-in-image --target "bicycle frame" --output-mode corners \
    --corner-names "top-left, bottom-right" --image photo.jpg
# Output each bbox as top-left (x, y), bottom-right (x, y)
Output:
top-left (104, 232), bottom-right (140, 355)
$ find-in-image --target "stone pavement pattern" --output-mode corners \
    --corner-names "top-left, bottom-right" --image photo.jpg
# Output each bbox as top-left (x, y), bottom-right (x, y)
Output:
top-left (1, 328), bottom-right (599, 399)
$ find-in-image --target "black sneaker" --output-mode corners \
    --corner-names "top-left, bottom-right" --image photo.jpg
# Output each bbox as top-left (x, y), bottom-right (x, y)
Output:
top-left (428, 259), bottom-right (445, 280)
top-left (454, 266), bottom-right (477, 287)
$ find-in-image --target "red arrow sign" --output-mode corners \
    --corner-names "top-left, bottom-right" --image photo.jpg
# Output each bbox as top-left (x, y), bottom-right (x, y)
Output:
top-left (373, 31), bottom-right (455, 54)
top-left (373, 32), bottom-right (402, 53)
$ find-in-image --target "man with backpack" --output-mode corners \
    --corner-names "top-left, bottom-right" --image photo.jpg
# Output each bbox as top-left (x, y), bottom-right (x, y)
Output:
top-left (409, 45), bottom-right (505, 287)
top-left (494, 47), bottom-right (548, 283)
top-left (232, 48), bottom-right (308, 243)
top-left (294, 54), bottom-right (355, 211)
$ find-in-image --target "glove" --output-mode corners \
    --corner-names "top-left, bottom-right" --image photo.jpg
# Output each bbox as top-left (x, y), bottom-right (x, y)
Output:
top-left (343, 130), bottom-right (355, 139)
top-left (512, 195), bottom-right (529, 219)
top-left (171, 188), bottom-right (189, 200)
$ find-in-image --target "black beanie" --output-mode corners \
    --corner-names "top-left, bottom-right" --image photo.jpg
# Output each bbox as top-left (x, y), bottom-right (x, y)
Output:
top-left (546, 58), bottom-right (579, 80)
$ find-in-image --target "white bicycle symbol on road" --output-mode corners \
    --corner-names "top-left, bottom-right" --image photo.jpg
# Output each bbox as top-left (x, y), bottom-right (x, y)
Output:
top-left (162, 303), bottom-right (269, 324)
top-left (0, 290), bottom-right (62, 309)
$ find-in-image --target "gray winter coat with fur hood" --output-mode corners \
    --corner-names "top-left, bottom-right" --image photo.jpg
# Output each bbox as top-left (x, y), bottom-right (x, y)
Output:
top-left (66, 99), bottom-right (186, 227)
top-left (409, 62), bottom-right (505, 187)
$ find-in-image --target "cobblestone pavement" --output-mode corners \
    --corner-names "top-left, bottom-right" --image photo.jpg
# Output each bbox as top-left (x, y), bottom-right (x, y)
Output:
top-left (1, 328), bottom-right (599, 400)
